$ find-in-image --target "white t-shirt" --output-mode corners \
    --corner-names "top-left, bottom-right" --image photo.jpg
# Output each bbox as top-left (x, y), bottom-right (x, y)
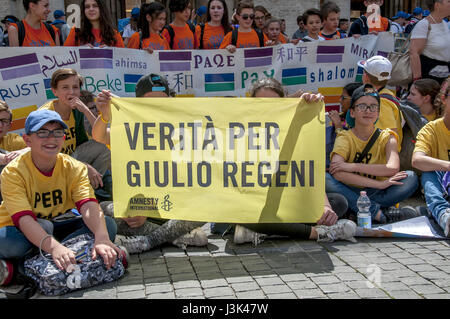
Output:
top-left (390, 21), bottom-right (404, 34)
top-left (301, 35), bottom-right (325, 42)
top-left (411, 18), bottom-right (450, 62)
top-left (122, 24), bottom-right (137, 38)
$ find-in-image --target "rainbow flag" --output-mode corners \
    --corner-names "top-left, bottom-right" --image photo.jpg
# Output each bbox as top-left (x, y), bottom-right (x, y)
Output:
top-left (318, 87), bottom-right (343, 113)
top-left (0, 53), bottom-right (41, 81)
top-left (11, 104), bottom-right (37, 131)
top-left (244, 48), bottom-right (273, 68)
top-left (159, 51), bottom-right (191, 72)
top-left (204, 73), bottom-right (235, 92)
top-left (316, 45), bottom-right (345, 63)
top-left (124, 74), bottom-right (143, 93)
top-left (281, 68), bottom-right (307, 86)
top-left (79, 49), bottom-right (113, 69)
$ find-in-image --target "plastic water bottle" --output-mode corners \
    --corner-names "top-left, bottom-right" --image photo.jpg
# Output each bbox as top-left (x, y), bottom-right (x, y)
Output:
top-left (357, 191), bottom-right (371, 229)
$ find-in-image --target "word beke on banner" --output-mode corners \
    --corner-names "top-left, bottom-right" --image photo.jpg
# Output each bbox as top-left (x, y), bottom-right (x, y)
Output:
top-left (110, 97), bottom-right (325, 223)
top-left (0, 33), bottom-right (394, 133)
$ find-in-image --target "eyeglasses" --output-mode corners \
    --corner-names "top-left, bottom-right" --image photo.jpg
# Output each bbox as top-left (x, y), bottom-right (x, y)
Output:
top-left (354, 103), bottom-right (379, 112)
top-left (34, 129), bottom-right (65, 138)
top-left (241, 14), bottom-right (255, 20)
top-left (0, 118), bottom-right (11, 125)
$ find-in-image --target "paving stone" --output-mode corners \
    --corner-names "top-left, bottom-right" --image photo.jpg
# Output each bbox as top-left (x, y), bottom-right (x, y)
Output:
top-left (204, 287), bottom-right (234, 298)
top-left (201, 279), bottom-right (229, 288)
top-left (335, 272), bottom-right (367, 281)
top-left (293, 288), bottom-right (327, 299)
top-left (389, 290), bottom-right (423, 299)
top-left (318, 283), bottom-right (351, 294)
top-left (236, 290), bottom-right (266, 299)
top-left (379, 282), bottom-right (409, 291)
top-left (117, 284), bottom-right (145, 293)
top-left (147, 292), bottom-right (176, 299)
top-left (287, 280), bottom-right (317, 290)
top-left (173, 280), bottom-right (201, 289)
top-left (397, 257), bottom-right (428, 265)
top-left (117, 290), bottom-right (146, 299)
top-left (418, 271), bottom-right (448, 280)
top-left (399, 276), bottom-right (432, 285)
top-left (423, 294), bottom-right (450, 299)
top-left (175, 288), bottom-right (204, 298)
top-left (225, 276), bottom-right (254, 284)
top-left (410, 284), bottom-right (446, 295)
top-left (231, 281), bottom-right (260, 292)
top-left (407, 264), bottom-right (439, 272)
top-left (267, 293), bottom-right (297, 299)
top-left (311, 275), bottom-right (340, 285)
top-left (327, 292), bottom-right (360, 299)
top-left (145, 284), bottom-right (173, 294)
top-left (279, 273), bottom-right (308, 282)
top-left (255, 277), bottom-right (285, 286)
top-left (346, 280), bottom-right (372, 289)
top-left (354, 288), bottom-right (389, 298)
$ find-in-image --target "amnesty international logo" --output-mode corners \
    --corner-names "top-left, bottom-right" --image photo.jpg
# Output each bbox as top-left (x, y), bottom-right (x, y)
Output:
top-left (161, 195), bottom-right (173, 212)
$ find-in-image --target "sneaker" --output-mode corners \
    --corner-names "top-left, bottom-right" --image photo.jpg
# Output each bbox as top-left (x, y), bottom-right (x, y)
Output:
top-left (172, 228), bottom-right (208, 250)
top-left (439, 209), bottom-right (450, 237)
top-left (384, 206), bottom-right (420, 223)
top-left (233, 225), bottom-right (265, 246)
top-left (0, 259), bottom-right (14, 286)
top-left (316, 219), bottom-right (357, 242)
top-left (114, 235), bottom-right (150, 254)
top-left (416, 205), bottom-right (431, 218)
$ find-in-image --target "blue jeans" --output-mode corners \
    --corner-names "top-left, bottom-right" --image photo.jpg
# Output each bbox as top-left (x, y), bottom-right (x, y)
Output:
top-left (0, 216), bottom-right (117, 259)
top-left (326, 171), bottom-right (419, 220)
top-left (421, 171), bottom-right (450, 229)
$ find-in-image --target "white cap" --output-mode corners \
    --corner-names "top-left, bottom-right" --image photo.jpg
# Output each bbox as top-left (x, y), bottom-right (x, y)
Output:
top-left (357, 55), bottom-right (392, 81)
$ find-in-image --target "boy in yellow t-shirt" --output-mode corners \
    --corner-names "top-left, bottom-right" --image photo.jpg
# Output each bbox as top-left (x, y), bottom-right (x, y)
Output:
top-left (0, 101), bottom-right (28, 166)
top-left (327, 84), bottom-right (419, 224)
top-left (0, 110), bottom-right (120, 286)
top-left (412, 84), bottom-right (450, 237)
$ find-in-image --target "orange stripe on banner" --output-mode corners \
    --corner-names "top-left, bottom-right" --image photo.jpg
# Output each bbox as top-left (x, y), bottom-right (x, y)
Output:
top-left (11, 118), bottom-right (26, 131)
top-left (12, 105), bottom-right (37, 120)
top-left (324, 96), bottom-right (341, 104)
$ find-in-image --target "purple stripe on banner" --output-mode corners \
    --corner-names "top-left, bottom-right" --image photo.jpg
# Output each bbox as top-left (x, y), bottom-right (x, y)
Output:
top-left (317, 46), bottom-right (345, 54)
top-left (377, 51), bottom-right (388, 58)
top-left (0, 53), bottom-right (38, 69)
top-left (244, 47), bottom-right (273, 58)
top-left (79, 49), bottom-right (113, 59)
top-left (1, 63), bottom-right (41, 80)
top-left (316, 54), bottom-right (343, 63)
top-left (160, 62), bottom-right (191, 71)
top-left (80, 59), bottom-right (113, 69)
top-left (159, 51), bottom-right (192, 61)
top-left (245, 57), bottom-right (272, 68)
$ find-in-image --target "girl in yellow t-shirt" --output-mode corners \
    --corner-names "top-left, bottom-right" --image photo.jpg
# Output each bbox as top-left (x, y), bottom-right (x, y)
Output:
top-left (327, 84), bottom-right (419, 224)
top-left (412, 80), bottom-right (450, 237)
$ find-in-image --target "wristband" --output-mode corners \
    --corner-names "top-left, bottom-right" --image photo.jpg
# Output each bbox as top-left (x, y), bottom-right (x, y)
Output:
top-left (98, 111), bottom-right (110, 124)
top-left (39, 234), bottom-right (53, 260)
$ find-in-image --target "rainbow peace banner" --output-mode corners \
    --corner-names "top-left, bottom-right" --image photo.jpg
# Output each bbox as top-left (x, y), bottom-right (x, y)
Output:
top-left (0, 33), bottom-right (394, 132)
top-left (110, 97), bottom-right (325, 223)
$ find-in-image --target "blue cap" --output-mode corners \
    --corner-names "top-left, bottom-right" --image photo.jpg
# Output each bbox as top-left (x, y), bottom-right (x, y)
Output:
top-left (196, 6), bottom-right (207, 17)
top-left (392, 11), bottom-right (410, 19)
top-left (53, 10), bottom-right (65, 19)
top-left (25, 110), bottom-right (68, 134)
top-left (412, 7), bottom-right (423, 16)
top-left (423, 10), bottom-right (430, 17)
top-left (131, 7), bottom-right (140, 19)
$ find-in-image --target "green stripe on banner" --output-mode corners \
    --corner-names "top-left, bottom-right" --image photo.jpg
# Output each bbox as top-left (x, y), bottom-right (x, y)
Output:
top-left (125, 83), bottom-right (136, 93)
top-left (205, 83), bottom-right (235, 92)
top-left (282, 76), bottom-right (307, 86)
top-left (355, 75), bottom-right (362, 82)
top-left (46, 90), bottom-right (55, 100)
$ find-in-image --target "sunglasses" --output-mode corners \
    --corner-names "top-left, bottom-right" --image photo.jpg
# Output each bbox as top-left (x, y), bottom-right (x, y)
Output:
top-left (241, 14), bottom-right (255, 20)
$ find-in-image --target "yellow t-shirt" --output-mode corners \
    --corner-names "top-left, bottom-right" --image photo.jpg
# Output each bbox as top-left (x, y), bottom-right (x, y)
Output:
top-left (39, 101), bottom-right (77, 155)
top-left (423, 112), bottom-right (438, 122)
top-left (414, 118), bottom-right (450, 161)
top-left (0, 133), bottom-right (26, 151)
top-left (331, 128), bottom-right (400, 185)
top-left (0, 152), bottom-right (95, 229)
top-left (377, 88), bottom-right (403, 147)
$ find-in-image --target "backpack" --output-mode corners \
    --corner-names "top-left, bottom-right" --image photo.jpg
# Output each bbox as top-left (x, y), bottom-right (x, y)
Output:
top-left (379, 93), bottom-right (428, 173)
top-left (17, 20), bottom-right (56, 46)
top-left (24, 233), bottom-right (127, 296)
top-left (52, 21), bottom-right (65, 45)
top-left (164, 22), bottom-right (196, 49)
top-left (231, 27), bottom-right (264, 47)
top-left (199, 23), bottom-right (206, 49)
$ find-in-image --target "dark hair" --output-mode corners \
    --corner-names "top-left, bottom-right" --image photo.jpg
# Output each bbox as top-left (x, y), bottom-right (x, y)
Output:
top-left (413, 78), bottom-right (443, 115)
top-left (321, 1), bottom-right (341, 20)
top-left (249, 78), bottom-right (285, 97)
top-left (339, 18), bottom-right (348, 24)
top-left (169, 0), bottom-right (190, 13)
top-left (206, 0), bottom-right (232, 34)
top-left (254, 5), bottom-right (269, 17)
top-left (425, 0), bottom-right (443, 11)
top-left (344, 82), bottom-right (362, 97)
top-left (78, 0), bottom-right (117, 46)
top-left (79, 90), bottom-right (95, 104)
top-left (236, 0), bottom-right (254, 15)
top-left (303, 8), bottom-right (322, 24)
top-left (297, 14), bottom-right (304, 24)
top-left (23, 0), bottom-right (40, 12)
top-left (140, 2), bottom-right (166, 39)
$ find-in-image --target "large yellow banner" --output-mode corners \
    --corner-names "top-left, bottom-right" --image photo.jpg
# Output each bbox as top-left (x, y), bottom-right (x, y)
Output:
top-left (110, 97), bottom-right (325, 223)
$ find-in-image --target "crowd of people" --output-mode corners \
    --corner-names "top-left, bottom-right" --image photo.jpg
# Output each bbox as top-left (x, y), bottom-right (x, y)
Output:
top-left (0, 0), bottom-right (449, 290)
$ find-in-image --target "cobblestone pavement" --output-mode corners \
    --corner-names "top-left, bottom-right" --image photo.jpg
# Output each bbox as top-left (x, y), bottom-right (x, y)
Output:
top-left (26, 224), bottom-right (449, 300)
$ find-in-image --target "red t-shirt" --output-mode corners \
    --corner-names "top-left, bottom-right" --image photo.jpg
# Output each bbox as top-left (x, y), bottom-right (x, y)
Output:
top-left (195, 23), bottom-right (225, 49)
top-left (127, 32), bottom-right (170, 50)
top-left (64, 26), bottom-right (124, 47)
top-left (161, 23), bottom-right (196, 49)
top-left (219, 29), bottom-right (268, 49)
